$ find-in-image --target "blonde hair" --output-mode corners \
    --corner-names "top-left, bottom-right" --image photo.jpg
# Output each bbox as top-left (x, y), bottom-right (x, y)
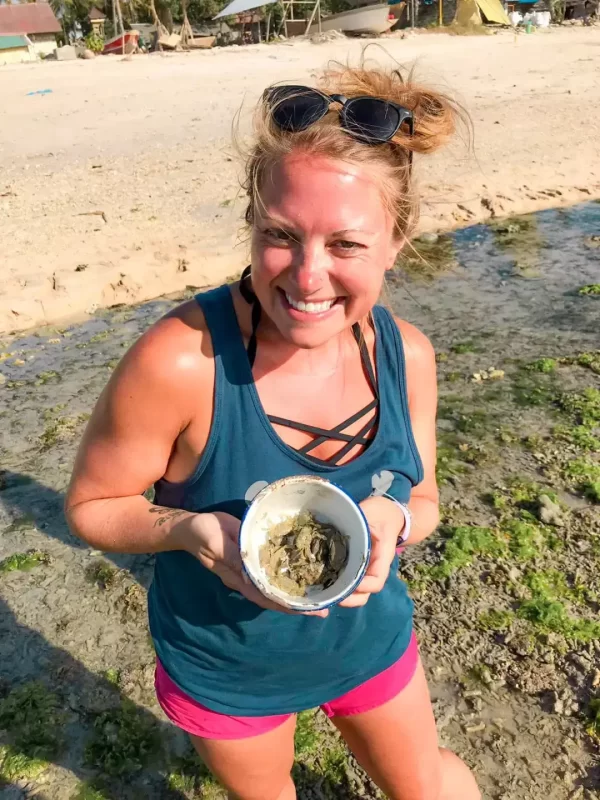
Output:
top-left (243, 62), bottom-right (466, 242)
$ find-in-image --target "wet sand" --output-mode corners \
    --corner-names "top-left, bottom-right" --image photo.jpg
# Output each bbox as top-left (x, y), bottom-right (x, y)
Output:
top-left (1, 26), bottom-right (600, 334)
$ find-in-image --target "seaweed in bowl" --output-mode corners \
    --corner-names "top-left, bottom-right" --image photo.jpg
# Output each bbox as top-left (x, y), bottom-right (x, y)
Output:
top-left (259, 512), bottom-right (349, 597)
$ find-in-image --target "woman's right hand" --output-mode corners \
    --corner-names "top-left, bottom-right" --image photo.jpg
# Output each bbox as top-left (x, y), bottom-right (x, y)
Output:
top-left (178, 511), bottom-right (328, 617)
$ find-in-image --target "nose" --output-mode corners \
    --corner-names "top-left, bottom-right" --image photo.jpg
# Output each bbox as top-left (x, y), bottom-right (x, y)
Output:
top-left (290, 242), bottom-right (329, 294)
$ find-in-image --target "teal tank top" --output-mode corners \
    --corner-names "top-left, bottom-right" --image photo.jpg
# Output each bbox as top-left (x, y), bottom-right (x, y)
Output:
top-left (147, 285), bottom-right (423, 716)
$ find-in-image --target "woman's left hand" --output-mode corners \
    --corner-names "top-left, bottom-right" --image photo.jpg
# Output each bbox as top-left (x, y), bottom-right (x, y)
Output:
top-left (338, 495), bottom-right (405, 609)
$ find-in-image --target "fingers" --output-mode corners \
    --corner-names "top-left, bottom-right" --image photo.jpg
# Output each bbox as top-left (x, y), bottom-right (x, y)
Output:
top-left (338, 592), bottom-right (370, 608)
top-left (338, 537), bottom-right (394, 608)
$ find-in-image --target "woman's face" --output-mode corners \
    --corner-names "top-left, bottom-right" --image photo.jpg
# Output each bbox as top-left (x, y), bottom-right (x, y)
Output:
top-left (250, 152), bottom-right (402, 350)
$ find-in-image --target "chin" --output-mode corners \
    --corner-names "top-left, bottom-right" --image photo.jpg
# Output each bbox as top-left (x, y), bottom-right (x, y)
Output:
top-left (277, 320), bottom-right (347, 350)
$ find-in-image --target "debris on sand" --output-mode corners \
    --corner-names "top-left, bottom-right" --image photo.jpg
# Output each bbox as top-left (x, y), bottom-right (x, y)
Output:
top-left (471, 368), bottom-right (505, 383)
top-left (537, 494), bottom-right (565, 527)
top-left (310, 30), bottom-right (346, 44)
top-left (259, 512), bottom-right (349, 596)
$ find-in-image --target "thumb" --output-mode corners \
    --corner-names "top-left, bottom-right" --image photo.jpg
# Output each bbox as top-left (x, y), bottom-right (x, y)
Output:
top-left (220, 526), bottom-right (244, 572)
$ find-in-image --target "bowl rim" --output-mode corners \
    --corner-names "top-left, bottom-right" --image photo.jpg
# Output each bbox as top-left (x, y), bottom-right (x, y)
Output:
top-left (239, 475), bottom-right (371, 612)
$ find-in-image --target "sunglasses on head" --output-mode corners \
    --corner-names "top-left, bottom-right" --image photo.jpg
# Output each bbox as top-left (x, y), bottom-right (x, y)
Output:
top-left (264, 84), bottom-right (414, 156)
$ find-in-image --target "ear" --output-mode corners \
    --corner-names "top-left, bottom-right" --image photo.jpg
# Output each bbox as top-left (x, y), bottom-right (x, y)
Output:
top-left (385, 236), bottom-right (406, 272)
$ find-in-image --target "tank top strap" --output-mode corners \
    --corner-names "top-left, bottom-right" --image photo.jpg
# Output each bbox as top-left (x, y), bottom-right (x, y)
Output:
top-left (194, 285), bottom-right (251, 388)
top-left (372, 304), bottom-right (424, 484)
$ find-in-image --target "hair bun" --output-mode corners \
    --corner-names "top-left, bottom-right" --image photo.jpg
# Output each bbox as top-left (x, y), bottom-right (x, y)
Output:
top-left (318, 64), bottom-right (466, 156)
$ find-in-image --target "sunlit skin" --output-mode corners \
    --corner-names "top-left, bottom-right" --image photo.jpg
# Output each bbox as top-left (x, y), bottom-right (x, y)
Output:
top-left (250, 152), bottom-right (402, 354)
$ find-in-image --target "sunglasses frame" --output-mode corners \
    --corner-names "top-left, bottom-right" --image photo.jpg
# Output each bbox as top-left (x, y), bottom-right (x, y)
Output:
top-left (265, 85), bottom-right (414, 154)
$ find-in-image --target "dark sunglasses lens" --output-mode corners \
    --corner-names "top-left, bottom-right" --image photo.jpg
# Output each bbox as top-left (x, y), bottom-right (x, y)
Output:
top-left (268, 88), bottom-right (329, 132)
top-left (344, 98), bottom-right (403, 143)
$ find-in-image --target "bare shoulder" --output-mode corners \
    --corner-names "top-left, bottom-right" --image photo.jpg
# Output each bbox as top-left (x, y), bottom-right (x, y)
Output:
top-left (393, 317), bottom-right (436, 367)
top-left (117, 299), bottom-right (212, 386)
top-left (97, 298), bottom-right (215, 436)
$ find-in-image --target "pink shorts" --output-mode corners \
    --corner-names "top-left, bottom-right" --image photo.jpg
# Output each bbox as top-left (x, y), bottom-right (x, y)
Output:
top-left (155, 633), bottom-right (418, 740)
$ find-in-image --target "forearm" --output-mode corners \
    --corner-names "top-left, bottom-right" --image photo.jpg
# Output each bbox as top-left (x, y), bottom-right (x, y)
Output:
top-left (405, 495), bottom-right (440, 545)
top-left (65, 494), bottom-right (195, 554)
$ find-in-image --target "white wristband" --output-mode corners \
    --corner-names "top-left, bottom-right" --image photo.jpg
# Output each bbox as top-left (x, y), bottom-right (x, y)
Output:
top-left (382, 494), bottom-right (412, 544)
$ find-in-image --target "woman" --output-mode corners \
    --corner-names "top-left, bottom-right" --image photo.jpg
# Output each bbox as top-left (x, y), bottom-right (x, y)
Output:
top-left (66, 65), bottom-right (480, 800)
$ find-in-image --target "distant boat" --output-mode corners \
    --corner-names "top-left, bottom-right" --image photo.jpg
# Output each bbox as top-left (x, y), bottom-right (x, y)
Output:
top-left (309, 3), bottom-right (395, 34)
top-left (188, 35), bottom-right (216, 48)
top-left (102, 30), bottom-right (140, 55)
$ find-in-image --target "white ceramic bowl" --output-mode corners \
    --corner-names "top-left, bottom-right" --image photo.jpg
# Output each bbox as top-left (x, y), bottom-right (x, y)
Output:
top-left (240, 475), bottom-right (370, 611)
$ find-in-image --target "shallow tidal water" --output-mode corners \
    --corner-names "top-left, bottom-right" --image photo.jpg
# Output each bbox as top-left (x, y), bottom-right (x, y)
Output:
top-left (393, 201), bottom-right (599, 350)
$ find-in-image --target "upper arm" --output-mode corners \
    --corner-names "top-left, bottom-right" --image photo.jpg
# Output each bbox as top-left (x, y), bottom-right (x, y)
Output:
top-left (66, 305), bottom-right (211, 511)
top-left (395, 318), bottom-right (438, 504)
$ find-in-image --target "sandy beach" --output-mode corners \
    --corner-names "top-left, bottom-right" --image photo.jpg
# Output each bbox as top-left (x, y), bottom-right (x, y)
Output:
top-left (1, 25), bottom-right (599, 334)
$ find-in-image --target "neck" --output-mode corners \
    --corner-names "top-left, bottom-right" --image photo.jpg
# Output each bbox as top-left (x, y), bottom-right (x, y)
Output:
top-left (232, 281), bottom-right (372, 378)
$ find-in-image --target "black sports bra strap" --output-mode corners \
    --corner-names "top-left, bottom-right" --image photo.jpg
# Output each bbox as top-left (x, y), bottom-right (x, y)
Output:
top-left (238, 266), bottom-right (379, 464)
top-left (269, 399), bottom-right (377, 447)
top-left (352, 323), bottom-right (378, 398)
top-left (297, 399), bottom-right (377, 454)
top-left (240, 266), bottom-right (261, 368)
top-left (327, 414), bottom-right (379, 466)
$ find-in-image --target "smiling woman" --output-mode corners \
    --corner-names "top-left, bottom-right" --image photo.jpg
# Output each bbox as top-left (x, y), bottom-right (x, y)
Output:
top-left (65, 62), bottom-right (479, 800)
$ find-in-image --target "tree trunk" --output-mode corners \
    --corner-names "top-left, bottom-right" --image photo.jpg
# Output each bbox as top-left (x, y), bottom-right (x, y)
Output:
top-left (149, 0), bottom-right (169, 48)
top-left (115, 0), bottom-right (125, 54)
top-left (181, 0), bottom-right (194, 47)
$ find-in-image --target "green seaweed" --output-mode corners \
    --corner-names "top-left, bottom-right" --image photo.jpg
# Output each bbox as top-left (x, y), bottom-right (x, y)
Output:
top-left (84, 700), bottom-right (159, 777)
top-left (489, 478), bottom-right (558, 519)
top-left (0, 746), bottom-right (48, 782)
top-left (553, 424), bottom-right (600, 452)
top-left (397, 234), bottom-right (458, 281)
top-left (40, 413), bottom-right (90, 449)
top-left (436, 445), bottom-right (469, 484)
top-left (558, 388), bottom-right (600, 427)
top-left (70, 782), bottom-right (110, 800)
top-left (518, 598), bottom-right (600, 642)
top-left (564, 459), bottom-right (600, 503)
top-left (0, 550), bottom-right (50, 573)
top-left (587, 698), bottom-right (600, 740)
top-left (167, 750), bottom-right (219, 795)
top-left (104, 668), bottom-right (121, 687)
top-left (512, 379), bottom-right (556, 408)
top-left (578, 284), bottom-right (600, 296)
top-left (86, 561), bottom-right (118, 589)
top-left (504, 519), bottom-right (547, 560)
top-left (0, 682), bottom-right (63, 770)
top-left (526, 358), bottom-right (557, 374)
top-left (450, 341), bottom-right (477, 355)
top-left (575, 351), bottom-right (600, 374)
top-left (35, 370), bottom-right (61, 385)
top-left (514, 566), bottom-right (600, 642)
top-left (478, 609), bottom-right (514, 632)
top-left (429, 525), bottom-right (506, 579)
top-left (294, 710), bottom-right (320, 755)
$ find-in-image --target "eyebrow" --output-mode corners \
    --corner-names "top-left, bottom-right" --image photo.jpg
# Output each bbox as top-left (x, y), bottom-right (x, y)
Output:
top-left (259, 217), bottom-right (374, 237)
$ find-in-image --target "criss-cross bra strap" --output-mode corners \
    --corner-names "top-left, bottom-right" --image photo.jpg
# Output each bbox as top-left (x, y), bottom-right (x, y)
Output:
top-left (239, 266), bottom-right (379, 463)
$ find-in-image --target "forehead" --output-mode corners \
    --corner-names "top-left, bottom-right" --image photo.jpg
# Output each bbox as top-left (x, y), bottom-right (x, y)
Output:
top-left (257, 153), bottom-right (390, 231)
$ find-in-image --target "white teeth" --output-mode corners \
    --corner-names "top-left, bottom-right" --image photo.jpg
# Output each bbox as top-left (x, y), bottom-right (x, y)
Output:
top-left (285, 293), bottom-right (335, 314)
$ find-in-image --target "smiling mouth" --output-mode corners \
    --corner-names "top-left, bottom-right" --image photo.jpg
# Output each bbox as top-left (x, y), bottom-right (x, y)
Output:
top-left (282, 291), bottom-right (341, 315)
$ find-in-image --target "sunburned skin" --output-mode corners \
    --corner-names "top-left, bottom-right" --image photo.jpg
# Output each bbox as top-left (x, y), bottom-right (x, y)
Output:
top-left (259, 512), bottom-right (349, 597)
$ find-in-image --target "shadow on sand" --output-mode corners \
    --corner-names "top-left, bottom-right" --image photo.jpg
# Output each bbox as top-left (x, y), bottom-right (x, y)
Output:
top-left (0, 472), bottom-right (370, 799)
